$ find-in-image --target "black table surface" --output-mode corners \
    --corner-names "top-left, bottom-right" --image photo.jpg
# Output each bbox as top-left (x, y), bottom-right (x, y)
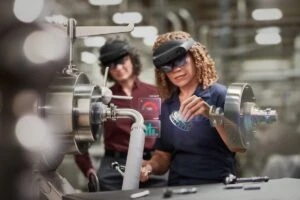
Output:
top-left (63, 178), bottom-right (300, 200)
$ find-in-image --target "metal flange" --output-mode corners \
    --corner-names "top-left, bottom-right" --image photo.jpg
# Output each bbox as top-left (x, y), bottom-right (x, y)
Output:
top-left (223, 83), bottom-right (277, 150)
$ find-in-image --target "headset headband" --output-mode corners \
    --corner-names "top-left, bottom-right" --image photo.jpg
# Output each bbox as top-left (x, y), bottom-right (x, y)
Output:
top-left (153, 39), bottom-right (195, 69)
top-left (99, 41), bottom-right (130, 67)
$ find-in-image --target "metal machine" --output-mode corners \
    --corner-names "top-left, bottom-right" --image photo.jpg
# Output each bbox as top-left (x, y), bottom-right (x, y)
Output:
top-left (34, 18), bottom-right (277, 200)
top-left (36, 18), bottom-right (148, 200)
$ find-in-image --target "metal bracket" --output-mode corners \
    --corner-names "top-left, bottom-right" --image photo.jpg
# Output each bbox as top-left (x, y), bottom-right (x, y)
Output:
top-left (51, 18), bottom-right (134, 74)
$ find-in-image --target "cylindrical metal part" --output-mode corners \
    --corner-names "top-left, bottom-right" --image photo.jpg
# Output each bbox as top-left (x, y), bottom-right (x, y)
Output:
top-left (41, 72), bottom-right (101, 156)
top-left (223, 83), bottom-right (255, 150)
top-left (223, 83), bottom-right (277, 150)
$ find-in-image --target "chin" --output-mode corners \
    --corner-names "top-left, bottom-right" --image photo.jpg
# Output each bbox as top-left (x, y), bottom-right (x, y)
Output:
top-left (174, 78), bottom-right (188, 86)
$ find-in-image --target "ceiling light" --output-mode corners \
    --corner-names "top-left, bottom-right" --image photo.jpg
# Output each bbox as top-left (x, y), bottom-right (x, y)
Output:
top-left (112, 12), bottom-right (143, 24)
top-left (255, 33), bottom-right (282, 45)
top-left (83, 36), bottom-right (106, 47)
top-left (131, 26), bottom-right (158, 38)
top-left (89, 0), bottom-right (122, 6)
top-left (252, 8), bottom-right (283, 21)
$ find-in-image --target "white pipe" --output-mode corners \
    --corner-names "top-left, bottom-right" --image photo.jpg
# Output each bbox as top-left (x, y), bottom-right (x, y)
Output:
top-left (114, 108), bottom-right (145, 190)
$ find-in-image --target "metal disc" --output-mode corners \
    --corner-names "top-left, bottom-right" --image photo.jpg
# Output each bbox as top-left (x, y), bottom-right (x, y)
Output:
top-left (223, 83), bottom-right (255, 150)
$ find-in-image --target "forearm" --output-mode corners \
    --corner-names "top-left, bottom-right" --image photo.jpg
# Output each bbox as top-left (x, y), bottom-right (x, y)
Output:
top-left (74, 153), bottom-right (94, 177)
top-left (146, 150), bottom-right (171, 175)
top-left (215, 125), bottom-right (246, 153)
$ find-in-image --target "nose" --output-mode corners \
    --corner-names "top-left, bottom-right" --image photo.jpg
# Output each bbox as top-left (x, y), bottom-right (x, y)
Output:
top-left (171, 65), bottom-right (182, 72)
top-left (115, 63), bottom-right (123, 69)
top-left (110, 63), bottom-right (123, 71)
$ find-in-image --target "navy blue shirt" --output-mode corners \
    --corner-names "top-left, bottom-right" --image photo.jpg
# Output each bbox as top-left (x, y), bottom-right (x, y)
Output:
top-left (155, 83), bottom-right (236, 186)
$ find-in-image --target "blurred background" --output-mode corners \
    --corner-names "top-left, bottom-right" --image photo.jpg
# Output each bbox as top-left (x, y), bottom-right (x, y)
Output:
top-left (1, 0), bottom-right (300, 196)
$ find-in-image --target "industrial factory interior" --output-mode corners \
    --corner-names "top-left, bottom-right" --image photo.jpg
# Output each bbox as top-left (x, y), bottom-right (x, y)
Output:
top-left (1, 0), bottom-right (300, 199)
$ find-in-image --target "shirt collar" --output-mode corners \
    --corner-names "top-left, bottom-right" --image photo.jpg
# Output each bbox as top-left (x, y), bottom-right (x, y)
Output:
top-left (194, 84), bottom-right (211, 99)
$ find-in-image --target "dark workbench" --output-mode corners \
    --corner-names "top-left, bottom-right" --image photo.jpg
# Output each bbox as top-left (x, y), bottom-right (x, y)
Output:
top-left (63, 178), bottom-right (300, 200)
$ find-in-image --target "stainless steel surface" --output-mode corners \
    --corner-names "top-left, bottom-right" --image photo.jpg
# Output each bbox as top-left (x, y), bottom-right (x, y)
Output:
top-left (223, 83), bottom-right (256, 149)
top-left (61, 18), bottom-right (134, 75)
top-left (223, 83), bottom-right (277, 150)
top-left (42, 72), bottom-right (101, 155)
top-left (75, 24), bottom-right (134, 37)
top-left (67, 18), bottom-right (76, 72)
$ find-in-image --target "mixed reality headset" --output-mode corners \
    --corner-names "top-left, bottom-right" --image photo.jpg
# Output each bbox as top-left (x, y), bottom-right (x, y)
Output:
top-left (99, 40), bottom-right (130, 68)
top-left (153, 39), bottom-right (195, 73)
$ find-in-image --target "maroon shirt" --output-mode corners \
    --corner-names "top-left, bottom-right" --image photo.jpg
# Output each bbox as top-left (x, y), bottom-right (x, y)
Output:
top-left (105, 78), bottom-right (158, 152)
top-left (75, 79), bottom-right (159, 175)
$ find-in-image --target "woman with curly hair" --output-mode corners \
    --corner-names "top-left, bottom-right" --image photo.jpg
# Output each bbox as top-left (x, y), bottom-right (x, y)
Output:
top-left (140, 31), bottom-right (243, 186)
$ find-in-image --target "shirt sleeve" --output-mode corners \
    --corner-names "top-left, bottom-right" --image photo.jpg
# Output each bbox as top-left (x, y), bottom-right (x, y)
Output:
top-left (215, 84), bottom-right (227, 109)
top-left (74, 153), bottom-right (93, 177)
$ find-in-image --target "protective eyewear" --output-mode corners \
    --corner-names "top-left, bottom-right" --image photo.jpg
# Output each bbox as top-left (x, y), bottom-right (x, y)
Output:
top-left (153, 38), bottom-right (195, 71)
top-left (159, 54), bottom-right (188, 73)
top-left (107, 55), bottom-right (129, 70)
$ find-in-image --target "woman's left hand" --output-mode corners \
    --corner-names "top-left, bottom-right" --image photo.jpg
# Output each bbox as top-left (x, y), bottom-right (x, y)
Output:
top-left (179, 95), bottom-right (210, 121)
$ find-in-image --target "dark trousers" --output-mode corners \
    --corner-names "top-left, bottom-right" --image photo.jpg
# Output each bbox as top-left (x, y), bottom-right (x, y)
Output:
top-left (98, 155), bottom-right (167, 191)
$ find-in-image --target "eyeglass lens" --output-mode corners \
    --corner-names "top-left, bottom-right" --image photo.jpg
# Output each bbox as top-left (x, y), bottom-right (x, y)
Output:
top-left (160, 54), bottom-right (188, 73)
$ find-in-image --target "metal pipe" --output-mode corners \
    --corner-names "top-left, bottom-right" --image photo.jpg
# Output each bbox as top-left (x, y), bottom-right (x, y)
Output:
top-left (67, 18), bottom-right (76, 73)
top-left (113, 108), bottom-right (145, 190)
top-left (115, 108), bottom-right (144, 123)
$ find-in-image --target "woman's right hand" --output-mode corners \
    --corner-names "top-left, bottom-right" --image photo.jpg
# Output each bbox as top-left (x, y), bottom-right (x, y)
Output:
top-left (140, 160), bottom-right (153, 182)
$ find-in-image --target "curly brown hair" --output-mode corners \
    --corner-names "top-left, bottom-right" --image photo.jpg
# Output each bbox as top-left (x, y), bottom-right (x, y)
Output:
top-left (153, 31), bottom-right (218, 100)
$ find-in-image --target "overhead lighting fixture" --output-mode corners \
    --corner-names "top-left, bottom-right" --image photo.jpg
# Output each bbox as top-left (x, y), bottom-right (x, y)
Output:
top-left (255, 33), bottom-right (282, 45)
top-left (83, 36), bottom-right (106, 47)
top-left (112, 12), bottom-right (143, 24)
top-left (88, 0), bottom-right (122, 6)
top-left (252, 8), bottom-right (283, 21)
top-left (131, 26), bottom-right (158, 38)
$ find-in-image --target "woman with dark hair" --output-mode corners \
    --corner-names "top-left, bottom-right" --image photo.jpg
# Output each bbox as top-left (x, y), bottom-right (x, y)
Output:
top-left (140, 31), bottom-right (244, 186)
top-left (75, 37), bottom-right (166, 191)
